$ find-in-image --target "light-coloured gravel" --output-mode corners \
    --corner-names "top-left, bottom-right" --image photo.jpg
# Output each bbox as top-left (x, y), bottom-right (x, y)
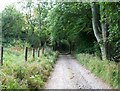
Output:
top-left (44, 55), bottom-right (112, 89)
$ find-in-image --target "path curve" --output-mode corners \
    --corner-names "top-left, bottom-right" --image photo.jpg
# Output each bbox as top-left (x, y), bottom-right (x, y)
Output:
top-left (45, 55), bottom-right (112, 89)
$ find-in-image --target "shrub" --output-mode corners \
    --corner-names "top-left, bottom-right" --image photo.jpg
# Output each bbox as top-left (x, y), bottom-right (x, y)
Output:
top-left (27, 75), bottom-right (44, 89)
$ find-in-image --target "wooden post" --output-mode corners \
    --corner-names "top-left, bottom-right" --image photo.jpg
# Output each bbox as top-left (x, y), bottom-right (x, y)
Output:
top-left (38, 48), bottom-right (40, 57)
top-left (44, 42), bottom-right (46, 53)
top-left (25, 47), bottom-right (28, 61)
top-left (33, 48), bottom-right (35, 58)
top-left (1, 46), bottom-right (3, 65)
top-left (42, 43), bottom-right (45, 54)
top-left (36, 48), bottom-right (37, 57)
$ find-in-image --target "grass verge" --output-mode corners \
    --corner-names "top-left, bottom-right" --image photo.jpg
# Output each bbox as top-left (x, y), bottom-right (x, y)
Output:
top-left (73, 53), bottom-right (119, 89)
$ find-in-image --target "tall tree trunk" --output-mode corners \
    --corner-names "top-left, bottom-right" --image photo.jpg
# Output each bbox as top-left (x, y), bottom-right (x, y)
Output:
top-left (91, 3), bottom-right (101, 43)
top-left (101, 22), bottom-right (107, 60)
top-left (91, 3), bottom-right (107, 60)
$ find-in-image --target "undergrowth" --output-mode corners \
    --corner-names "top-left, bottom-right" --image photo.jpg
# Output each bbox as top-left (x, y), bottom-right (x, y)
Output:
top-left (0, 47), bottom-right (58, 90)
top-left (73, 53), bottom-right (119, 89)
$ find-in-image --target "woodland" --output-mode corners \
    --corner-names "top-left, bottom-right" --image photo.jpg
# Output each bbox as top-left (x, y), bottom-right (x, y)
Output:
top-left (0, 0), bottom-right (119, 89)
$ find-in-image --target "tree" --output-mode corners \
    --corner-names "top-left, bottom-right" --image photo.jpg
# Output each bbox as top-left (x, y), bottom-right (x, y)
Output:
top-left (91, 2), bottom-right (107, 60)
top-left (47, 2), bottom-right (95, 53)
top-left (103, 2), bottom-right (120, 61)
top-left (91, 2), bottom-right (120, 61)
top-left (2, 5), bottom-right (24, 45)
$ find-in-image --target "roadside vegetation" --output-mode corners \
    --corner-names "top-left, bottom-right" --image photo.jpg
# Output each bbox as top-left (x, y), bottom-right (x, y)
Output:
top-left (73, 53), bottom-right (118, 89)
top-left (0, 47), bottom-right (58, 89)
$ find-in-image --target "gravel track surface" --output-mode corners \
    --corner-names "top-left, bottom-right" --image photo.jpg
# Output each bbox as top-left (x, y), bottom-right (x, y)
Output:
top-left (45, 55), bottom-right (112, 89)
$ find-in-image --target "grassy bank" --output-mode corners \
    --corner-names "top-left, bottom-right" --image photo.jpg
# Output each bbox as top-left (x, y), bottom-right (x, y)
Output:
top-left (0, 47), bottom-right (58, 89)
top-left (73, 53), bottom-right (119, 89)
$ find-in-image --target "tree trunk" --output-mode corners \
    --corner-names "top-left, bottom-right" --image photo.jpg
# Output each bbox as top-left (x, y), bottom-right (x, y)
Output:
top-left (100, 43), bottom-right (107, 60)
top-left (101, 22), bottom-right (107, 60)
top-left (91, 3), bottom-right (107, 60)
top-left (91, 3), bottom-right (101, 43)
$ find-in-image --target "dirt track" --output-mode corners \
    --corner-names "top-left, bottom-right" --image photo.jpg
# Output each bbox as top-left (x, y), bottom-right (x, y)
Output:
top-left (45, 55), bottom-right (112, 89)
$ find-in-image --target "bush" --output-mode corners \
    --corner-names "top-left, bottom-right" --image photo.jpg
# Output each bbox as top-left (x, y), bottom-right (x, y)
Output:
top-left (1, 75), bottom-right (20, 89)
top-left (27, 75), bottom-right (44, 89)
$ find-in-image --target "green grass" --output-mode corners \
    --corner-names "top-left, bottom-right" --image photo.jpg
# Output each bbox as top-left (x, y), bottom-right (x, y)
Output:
top-left (73, 53), bottom-right (119, 89)
top-left (3, 47), bottom-right (34, 63)
top-left (0, 47), bottom-right (58, 90)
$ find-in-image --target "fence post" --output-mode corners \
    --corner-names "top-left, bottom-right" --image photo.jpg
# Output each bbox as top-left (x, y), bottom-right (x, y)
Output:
top-left (0, 46), bottom-right (3, 65)
top-left (33, 48), bottom-right (35, 58)
top-left (25, 47), bottom-right (28, 61)
top-left (38, 48), bottom-right (40, 57)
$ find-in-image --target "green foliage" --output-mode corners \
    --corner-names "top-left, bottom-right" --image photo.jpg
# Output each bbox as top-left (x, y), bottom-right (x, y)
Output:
top-left (1, 76), bottom-right (20, 89)
top-left (2, 5), bottom-right (24, 45)
top-left (2, 1), bottom-right (119, 61)
top-left (27, 75), bottom-right (44, 89)
top-left (46, 2), bottom-right (95, 52)
top-left (2, 1), bottom-right (51, 48)
top-left (73, 53), bottom-right (119, 89)
top-left (3, 47), bottom-right (24, 62)
top-left (98, 2), bottom-right (120, 61)
top-left (0, 47), bottom-right (58, 89)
